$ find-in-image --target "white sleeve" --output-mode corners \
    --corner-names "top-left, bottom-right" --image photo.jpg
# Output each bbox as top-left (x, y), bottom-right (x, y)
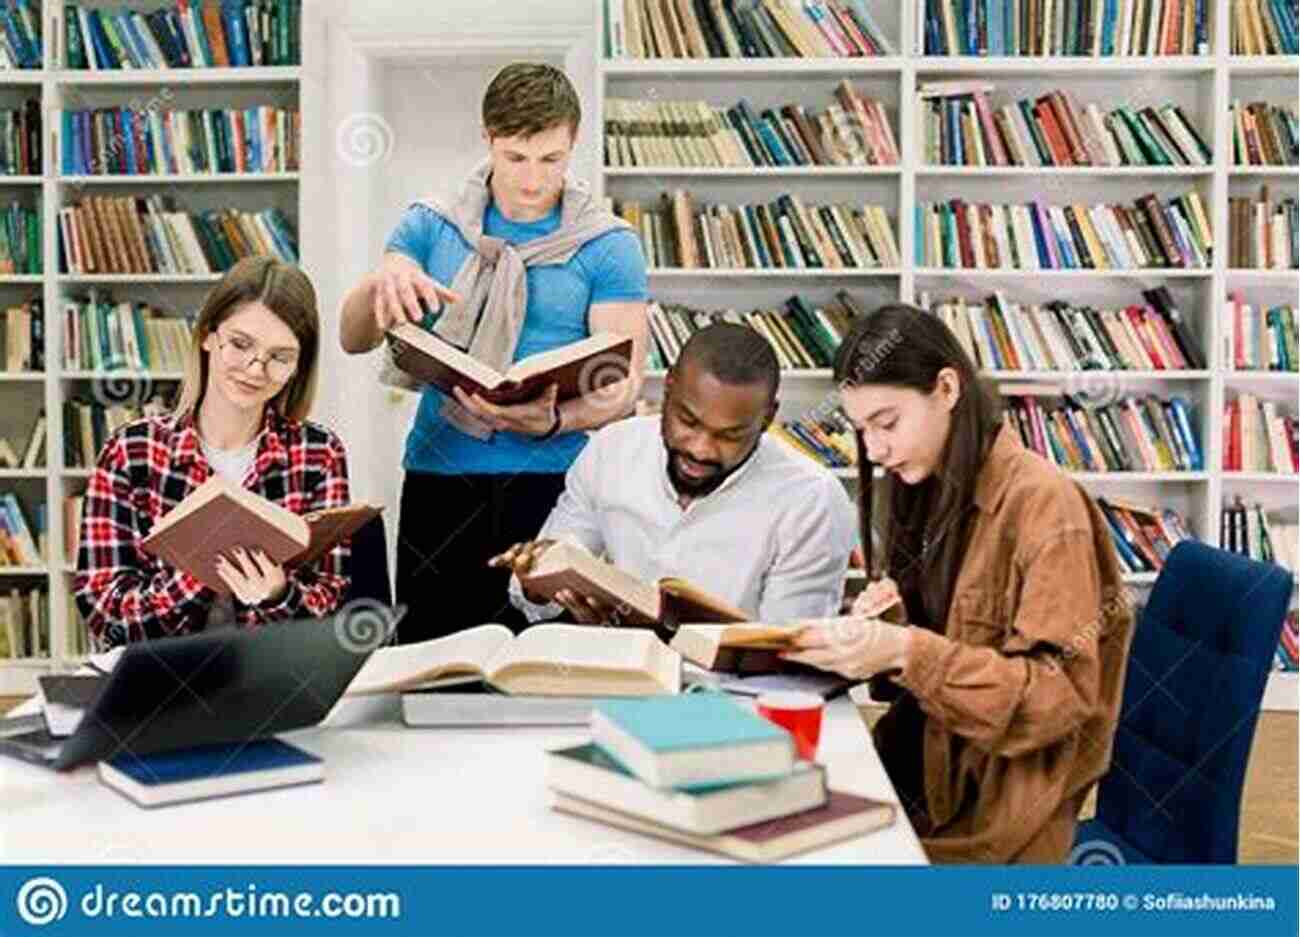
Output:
top-left (755, 475), bottom-right (856, 623)
top-left (508, 431), bottom-right (609, 622)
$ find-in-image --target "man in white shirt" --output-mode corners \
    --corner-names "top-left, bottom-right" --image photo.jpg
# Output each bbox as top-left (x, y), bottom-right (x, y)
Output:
top-left (491, 323), bottom-right (856, 624)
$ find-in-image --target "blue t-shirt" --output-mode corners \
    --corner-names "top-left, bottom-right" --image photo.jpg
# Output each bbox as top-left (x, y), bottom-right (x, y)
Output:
top-left (384, 200), bottom-right (648, 475)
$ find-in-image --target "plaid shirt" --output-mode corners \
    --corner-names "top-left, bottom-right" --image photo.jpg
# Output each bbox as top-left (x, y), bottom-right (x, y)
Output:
top-left (75, 410), bottom-right (351, 647)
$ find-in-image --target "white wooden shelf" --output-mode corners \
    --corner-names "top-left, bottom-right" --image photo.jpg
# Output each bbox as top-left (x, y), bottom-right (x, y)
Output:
top-left (913, 267), bottom-right (1213, 278)
top-left (916, 56), bottom-right (1216, 76)
top-left (1224, 270), bottom-right (1300, 280)
top-left (1068, 471), bottom-right (1211, 482)
top-left (1226, 56), bottom-right (1300, 75)
top-left (1228, 166), bottom-right (1300, 177)
top-left (0, 372), bottom-right (43, 382)
top-left (0, 566), bottom-right (48, 576)
top-left (59, 274), bottom-right (223, 284)
top-left (1222, 371), bottom-right (1300, 385)
top-left (604, 166), bottom-right (900, 177)
top-left (1122, 571), bottom-right (1160, 584)
top-left (918, 166), bottom-right (1213, 177)
top-left (602, 57), bottom-right (905, 76)
top-left (0, 275), bottom-right (44, 283)
top-left (982, 369), bottom-right (1213, 380)
top-left (0, 175), bottom-right (43, 184)
top-left (1220, 472), bottom-right (1300, 484)
top-left (0, 71), bottom-right (45, 84)
top-left (60, 370), bottom-right (185, 381)
top-left (54, 67), bottom-right (302, 86)
top-left (0, 469), bottom-right (43, 479)
top-left (647, 268), bottom-right (902, 278)
top-left (58, 173), bottom-right (300, 185)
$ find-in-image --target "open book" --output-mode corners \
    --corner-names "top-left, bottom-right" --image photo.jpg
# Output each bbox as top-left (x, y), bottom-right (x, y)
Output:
top-left (344, 623), bottom-right (681, 697)
top-left (139, 475), bottom-right (381, 596)
top-left (520, 541), bottom-right (749, 626)
top-left (385, 325), bottom-right (633, 405)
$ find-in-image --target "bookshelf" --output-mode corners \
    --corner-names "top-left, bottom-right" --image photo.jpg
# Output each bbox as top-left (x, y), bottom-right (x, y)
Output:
top-left (0, 2), bottom-right (306, 695)
top-left (596, 0), bottom-right (1299, 710)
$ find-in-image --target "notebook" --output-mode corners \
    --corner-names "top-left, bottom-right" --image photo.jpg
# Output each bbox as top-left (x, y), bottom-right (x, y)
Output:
top-left (139, 475), bottom-right (381, 595)
top-left (590, 692), bottom-right (795, 789)
top-left (97, 738), bottom-right (323, 808)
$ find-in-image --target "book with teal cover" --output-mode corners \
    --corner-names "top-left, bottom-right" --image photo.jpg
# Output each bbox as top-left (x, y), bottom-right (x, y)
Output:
top-left (592, 691), bottom-right (786, 752)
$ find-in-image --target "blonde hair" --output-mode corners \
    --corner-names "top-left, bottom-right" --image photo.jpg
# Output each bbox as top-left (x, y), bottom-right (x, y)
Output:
top-left (175, 257), bottom-right (321, 423)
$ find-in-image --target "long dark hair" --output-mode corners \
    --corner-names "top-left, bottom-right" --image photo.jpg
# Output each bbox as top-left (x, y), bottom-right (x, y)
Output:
top-left (833, 304), bottom-right (1002, 629)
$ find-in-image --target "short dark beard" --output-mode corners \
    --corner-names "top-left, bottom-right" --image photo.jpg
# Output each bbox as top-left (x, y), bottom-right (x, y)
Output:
top-left (663, 438), bottom-right (761, 498)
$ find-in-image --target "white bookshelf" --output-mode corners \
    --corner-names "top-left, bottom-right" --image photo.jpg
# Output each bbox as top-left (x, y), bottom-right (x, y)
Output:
top-left (0, 3), bottom-right (307, 695)
top-left (596, 0), bottom-right (1299, 710)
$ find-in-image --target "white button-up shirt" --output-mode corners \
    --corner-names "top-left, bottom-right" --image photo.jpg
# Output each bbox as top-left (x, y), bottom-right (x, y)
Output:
top-left (510, 416), bottom-right (856, 623)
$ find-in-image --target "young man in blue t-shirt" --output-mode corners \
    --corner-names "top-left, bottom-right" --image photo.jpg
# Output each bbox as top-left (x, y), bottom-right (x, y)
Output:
top-left (339, 63), bottom-right (648, 642)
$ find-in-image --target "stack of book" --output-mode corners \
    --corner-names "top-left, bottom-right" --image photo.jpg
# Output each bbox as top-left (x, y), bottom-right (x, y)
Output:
top-left (646, 291), bottom-right (863, 371)
top-left (1220, 497), bottom-right (1298, 570)
top-left (0, 587), bottom-right (47, 658)
top-left (61, 105), bottom-right (301, 176)
top-left (62, 295), bottom-right (192, 373)
top-left (924, 286), bottom-right (1205, 372)
top-left (917, 191), bottom-right (1213, 270)
top-left (604, 82), bottom-right (897, 168)
top-left (1224, 294), bottom-right (1298, 371)
top-left (1228, 187), bottom-right (1299, 270)
top-left (0, 492), bottom-right (40, 567)
top-left (604, 0), bottom-right (894, 59)
top-left (920, 81), bottom-right (1210, 167)
top-left (614, 191), bottom-right (898, 270)
top-left (921, 0), bottom-right (1211, 55)
top-left (1, 299), bottom-right (44, 372)
top-left (1223, 394), bottom-right (1299, 474)
top-left (64, 393), bottom-right (170, 469)
top-left (769, 403), bottom-right (856, 468)
top-left (65, 0), bottom-right (302, 69)
top-left (1001, 388), bottom-right (1203, 473)
top-left (1231, 101), bottom-right (1299, 167)
top-left (547, 692), bottom-right (895, 862)
top-left (1096, 497), bottom-right (1193, 575)
top-left (57, 197), bottom-right (298, 275)
top-left (0, 201), bottom-right (40, 273)
top-left (0, 0), bottom-right (41, 69)
top-left (1232, 0), bottom-right (1299, 54)
top-left (0, 98), bottom-right (39, 174)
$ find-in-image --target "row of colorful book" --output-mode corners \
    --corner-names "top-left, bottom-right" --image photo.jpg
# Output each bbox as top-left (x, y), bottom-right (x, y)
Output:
top-left (604, 0), bottom-right (894, 59)
top-left (61, 106), bottom-right (301, 176)
top-left (56, 197), bottom-right (298, 275)
top-left (1095, 496), bottom-right (1194, 575)
top-left (919, 81), bottom-right (1210, 168)
top-left (646, 291), bottom-right (865, 370)
top-left (1232, 0), bottom-right (1300, 54)
top-left (0, 587), bottom-right (48, 659)
top-left (64, 394), bottom-right (168, 470)
top-left (0, 201), bottom-right (40, 273)
top-left (1, 299), bottom-right (42, 372)
top-left (65, 0), bottom-right (301, 70)
top-left (1217, 497), bottom-right (1299, 670)
top-left (916, 191), bottom-right (1212, 270)
top-left (921, 0), bottom-right (1211, 56)
top-left (0, 0), bottom-right (40, 69)
top-left (0, 98), bottom-right (40, 174)
top-left (1227, 188), bottom-right (1299, 270)
top-left (1225, 296), bottom-right (1298, 372)
top-left (1230, 101), bottom-right (1299, 167)
top-left (1002, 390), bottom-right (1203, 473)
top-left (616, 192), bottom-right (898, 269)
top-left (604, 83), bottom-right (897, 168)
top-left (547, 692), bottom-right (895, 862)
top-left (925, 286), bottom-right (1205, 373)
top-left (1223, 393), bottom-right (1299, 474)
top-left (62, 296), bottom-right (192, 373)
top-left (0, 492), bottom-right (39, 567)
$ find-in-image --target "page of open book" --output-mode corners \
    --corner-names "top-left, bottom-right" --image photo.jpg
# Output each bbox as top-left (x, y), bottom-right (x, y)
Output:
top-left (389, 323), bottom-right (506, 389)
top-left (506, 331), bottom-right (626, 383)
top-left (345, 623), bottom-right (514, 695)
top-left (531, 542), bottom-right (661, 621)
top-left (485, 624), bottom-right (680, 694)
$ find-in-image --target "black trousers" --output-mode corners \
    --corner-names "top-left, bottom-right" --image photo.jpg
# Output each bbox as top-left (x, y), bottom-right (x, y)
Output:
top-left (394, 470), bottom-right (567, 644)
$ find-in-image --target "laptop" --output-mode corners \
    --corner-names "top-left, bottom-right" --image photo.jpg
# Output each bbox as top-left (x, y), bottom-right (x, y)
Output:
top-left (0, 605), bottom-right (405, 771)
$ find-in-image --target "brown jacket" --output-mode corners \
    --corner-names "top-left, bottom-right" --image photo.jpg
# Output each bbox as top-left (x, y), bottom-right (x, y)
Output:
top-left (890, 427), bottom-right (1135, 863)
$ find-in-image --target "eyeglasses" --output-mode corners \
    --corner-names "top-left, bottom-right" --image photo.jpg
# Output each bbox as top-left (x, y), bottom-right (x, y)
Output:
top-left (212, 330), bottom-right (299, 383)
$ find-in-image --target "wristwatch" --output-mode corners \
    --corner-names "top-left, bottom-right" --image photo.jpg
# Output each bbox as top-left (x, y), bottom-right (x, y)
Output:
top-left (537, 402), bottom-right (563, 440)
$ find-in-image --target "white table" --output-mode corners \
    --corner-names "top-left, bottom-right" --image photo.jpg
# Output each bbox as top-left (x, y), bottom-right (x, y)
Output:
top-left (0, 695), bottom-right (927, 865)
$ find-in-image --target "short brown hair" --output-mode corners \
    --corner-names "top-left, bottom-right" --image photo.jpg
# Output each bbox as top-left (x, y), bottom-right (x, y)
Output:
top-left (482, 62), bottom-right (581, 140)
top-left (176, 256), bottom-right (321, 423)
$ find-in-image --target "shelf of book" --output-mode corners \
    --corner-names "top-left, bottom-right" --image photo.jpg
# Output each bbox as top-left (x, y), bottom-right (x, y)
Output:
top-left (916, 167), bottom-right (1216, 178)
top-left (602, 58), bottom-right (906, 76)
top-left (605, 166), bottom-right (901, 177)
top-left (647, 268), bottom-right (903, 278)
top-left (915, 57), bottom-right (1218, 75)
top-left (0, 2), bottom-right (309, 688)
top-left (912, 268), bottom-right (1217, 279)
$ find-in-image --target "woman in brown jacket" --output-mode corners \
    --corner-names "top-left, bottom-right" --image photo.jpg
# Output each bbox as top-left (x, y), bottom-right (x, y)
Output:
top-left (784, 304), bottom-right (1135, 863)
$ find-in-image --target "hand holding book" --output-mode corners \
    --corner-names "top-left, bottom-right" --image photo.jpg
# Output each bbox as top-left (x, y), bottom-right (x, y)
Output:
top-left (214, 547), bottom-right (287, 605)
top-left (489, 539), bottom-right (625, 624)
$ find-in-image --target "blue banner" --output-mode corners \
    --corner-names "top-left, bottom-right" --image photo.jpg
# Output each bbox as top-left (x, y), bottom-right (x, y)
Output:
top-left (0, 865), bottom-right (1296, 936)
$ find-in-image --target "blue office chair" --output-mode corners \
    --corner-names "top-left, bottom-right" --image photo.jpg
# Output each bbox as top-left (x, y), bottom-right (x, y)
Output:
top-left (1073, 540), bottom-right (1293, 864)
top-left (343, 514), bottom-right (392, 608)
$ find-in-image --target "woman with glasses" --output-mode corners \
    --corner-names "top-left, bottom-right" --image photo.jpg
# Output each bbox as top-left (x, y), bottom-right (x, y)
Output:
top-left (75, 257), bottom-right (352, 646)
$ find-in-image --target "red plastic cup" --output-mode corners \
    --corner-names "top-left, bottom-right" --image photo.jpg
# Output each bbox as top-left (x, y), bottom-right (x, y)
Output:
top-left (756, 691), bottom-right (824, 761)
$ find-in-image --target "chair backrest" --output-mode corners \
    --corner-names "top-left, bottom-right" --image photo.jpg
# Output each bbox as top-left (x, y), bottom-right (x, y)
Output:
top-left (1096, 540), bottom-right (1292, 863)
top-left (343, 514), bottom-right (392, 608)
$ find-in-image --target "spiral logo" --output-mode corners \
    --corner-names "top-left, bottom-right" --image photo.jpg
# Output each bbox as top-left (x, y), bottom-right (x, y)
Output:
top-left (333, 598), bottom-right (395, 654)
top-left (16, 877), bottom-right (67, 926)
top-left (92, 372), bottom-right (153, 408)
top-left (577, 350), bottom-right (634, 414)
top-left (1068, 839), bottom-right (1126, 865)
top-left (1064, 357), bottom-right (1123, 410)
top-left (335, 113), bottom-right (395, 168)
